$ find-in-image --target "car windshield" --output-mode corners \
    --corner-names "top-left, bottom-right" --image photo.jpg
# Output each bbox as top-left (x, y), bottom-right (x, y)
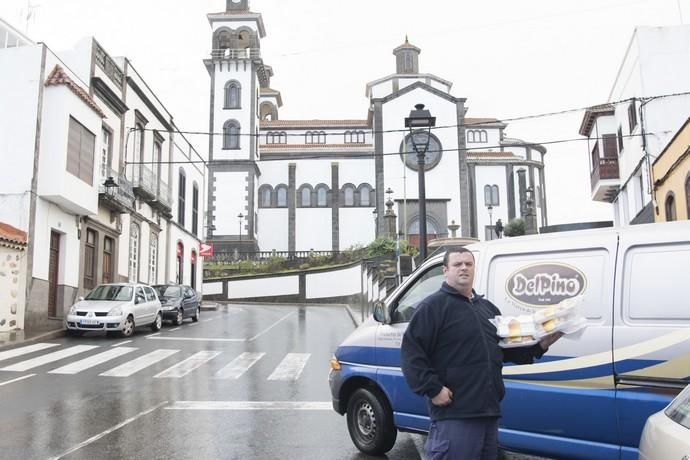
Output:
top-left (85, 285), bottom-right (134, 301)
top-left (154, 286), bottom-right (182, 298)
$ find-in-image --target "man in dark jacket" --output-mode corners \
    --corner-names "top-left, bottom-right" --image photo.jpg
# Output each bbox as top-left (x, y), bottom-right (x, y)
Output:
top-left (401, 247), bottom-right (562, 460)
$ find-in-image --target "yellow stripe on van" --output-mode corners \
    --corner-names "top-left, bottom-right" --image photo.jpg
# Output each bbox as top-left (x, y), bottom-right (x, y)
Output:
top-left (622, 352), bottom-right (690, 380)
top-left (505, 376), bottom-right (615, 390)
top-left (503, 328), bottom-right (690, 376)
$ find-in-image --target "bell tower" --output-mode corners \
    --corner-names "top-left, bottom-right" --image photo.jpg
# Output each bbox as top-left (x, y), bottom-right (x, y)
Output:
top-left (393, 36), bottom-right (421, 74)
top-left (204, 1), bottom-right (268, 253)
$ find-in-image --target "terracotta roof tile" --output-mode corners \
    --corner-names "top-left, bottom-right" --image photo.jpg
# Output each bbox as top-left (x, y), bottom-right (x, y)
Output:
top-left (45, 65), bottom-right (105, 118)
top-left (260, 119), bottom-right (369, 128)
top-left (0, 222), bottom-right (27, 246)
top-left (465, 117), bottom-right (502, 125)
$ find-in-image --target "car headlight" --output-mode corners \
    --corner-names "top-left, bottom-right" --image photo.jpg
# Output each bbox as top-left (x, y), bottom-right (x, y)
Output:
top-left (108, 306), bottom-right (123, 316)
top-left (68, 304), bottom-right (78, 315)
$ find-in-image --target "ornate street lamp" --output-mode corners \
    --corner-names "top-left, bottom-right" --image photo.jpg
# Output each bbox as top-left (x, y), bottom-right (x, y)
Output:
top-left (103, 176), bottom-right (119, 198)
top-left (404, 104), bottom-right (436, 260)
top-left (237, 213), bottom-right (244, 241)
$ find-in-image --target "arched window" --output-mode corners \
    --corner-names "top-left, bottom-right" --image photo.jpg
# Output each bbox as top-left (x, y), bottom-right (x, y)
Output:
top-left (407, 216), bottom-right (439, 235)
top-left (316, 185), bottom-right (328, 207)
top-left (467, 130), bottom-right (476, 143)
top-left (279, 132), bottom-right (287, 144)
top-left (484, 184), bottom-right (499, 206)
top-left (665, 192), bottom-right (677, 221)
top-left (258, 185), bottom-right (272, 208)
top-left (149, 232), bottom-right (158, 284)
top-left (343, 185), bottom-right (355, 206)
top-left (359, 184), bottom-right (371, 206)
top-left (224, 81), bottom-right (241, 109)
top-left (223, 120), bottom-right (240, 149)
top-left (357, 131), bottom-right (365, 143)
top-left (176, 241), bottom-right (184, 284)
top-left (276, 185), bottom-right (288, 207)
top-left (300, 187), bottom-right (311, 207)
top-left (479, 130), bottom-right (488, 143)
top-left (190, 251), bottom-right (197, 289)
top-left (128, 223), bottom-right (140, 283)
top-left (344, 131), bottom-right (353, 143)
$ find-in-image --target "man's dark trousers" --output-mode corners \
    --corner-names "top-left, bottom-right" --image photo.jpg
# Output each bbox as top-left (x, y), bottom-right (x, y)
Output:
top-left (425, 417), bottom-right (499, 460)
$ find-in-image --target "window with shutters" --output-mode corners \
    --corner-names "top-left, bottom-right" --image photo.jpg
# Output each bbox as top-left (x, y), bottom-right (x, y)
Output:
top-left (100, 126), bottom-right (112, 181)
top-left (602, 134), bottom-right (617, 158)
top-left (84, 229), bottom-right (97, 290)
top-left (128, 223), bottom-right (140, 283)
top-left (102, 236), bottom-right (114, 284)
top-left (617, 125), bottom-right (624, 154)
top-left (192, 183), bottom-right (199, 235)
top-left (628, 102), bottom-right (637, 133)
top-left (66, 117), bottom-right (95, 185)
top-left (149, 232), bottom-right (158, 284)
top-left (178, 169), bottom-right (186, 226)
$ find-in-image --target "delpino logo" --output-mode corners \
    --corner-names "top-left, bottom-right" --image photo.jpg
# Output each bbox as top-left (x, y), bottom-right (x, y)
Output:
top-left (506, 263), bottom-right (586, 307)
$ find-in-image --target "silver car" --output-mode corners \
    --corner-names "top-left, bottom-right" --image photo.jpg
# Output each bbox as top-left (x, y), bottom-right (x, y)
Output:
top-left (65, 283), bottom-right (162, 337)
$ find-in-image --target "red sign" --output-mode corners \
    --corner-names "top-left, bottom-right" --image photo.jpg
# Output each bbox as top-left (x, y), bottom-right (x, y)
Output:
top-left (199, 242), bottom-right (213, 257)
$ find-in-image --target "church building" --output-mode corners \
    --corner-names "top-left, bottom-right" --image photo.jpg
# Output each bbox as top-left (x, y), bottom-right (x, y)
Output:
top-left (205, 0), bottom-right (548, 255)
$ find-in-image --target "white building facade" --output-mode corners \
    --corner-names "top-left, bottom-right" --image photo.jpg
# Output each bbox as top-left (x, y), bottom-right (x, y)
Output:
top-left (581, 25), bottom-right (690, 225)
top-left (0, 18), bottom-right (206, 331)
top-left (205, 1), bottom-right (548, 255)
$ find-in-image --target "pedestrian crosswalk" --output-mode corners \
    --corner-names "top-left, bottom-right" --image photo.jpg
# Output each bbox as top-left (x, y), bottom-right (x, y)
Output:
top-left (0, 343), bottom-right (316, 382)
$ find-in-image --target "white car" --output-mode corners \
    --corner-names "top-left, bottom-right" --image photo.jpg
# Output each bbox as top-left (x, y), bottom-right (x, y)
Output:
top-left (639, 383), bottom-right (690, 460)
top-left (65, 283), bottom-right (162, 337)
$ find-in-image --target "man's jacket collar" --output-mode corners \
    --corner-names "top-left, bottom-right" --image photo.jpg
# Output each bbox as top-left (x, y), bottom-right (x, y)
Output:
top-left (440, 282), bottom-right (484, 301)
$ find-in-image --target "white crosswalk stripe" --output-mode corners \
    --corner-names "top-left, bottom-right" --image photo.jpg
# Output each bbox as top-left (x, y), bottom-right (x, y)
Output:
top-left (100, 349), bottom-right (180, 377)
top-left (214, 352), bottom-right (265, 379)
top-left (0, 345), bottom-right (100, 372)
top-left (48, 347), bottom-right (138, 375)
top-left (0, 343), bottom-right (61, 363)
top-left (153, 350), bottom-right (220, 378)
top-left (267, 353), bottom-right (310, 381)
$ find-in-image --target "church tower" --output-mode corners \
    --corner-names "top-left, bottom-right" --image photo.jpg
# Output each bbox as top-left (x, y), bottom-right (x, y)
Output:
top-left (204, 0), bottom-right (272, 253)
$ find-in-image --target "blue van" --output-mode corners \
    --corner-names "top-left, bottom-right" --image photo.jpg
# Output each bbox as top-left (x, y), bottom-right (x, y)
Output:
top-left (328, 220), bottom-right (690, 459)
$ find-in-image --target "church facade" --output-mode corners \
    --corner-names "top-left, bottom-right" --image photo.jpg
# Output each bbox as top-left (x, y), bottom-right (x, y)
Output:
top-left (205, 0), bottom-right (548, 255)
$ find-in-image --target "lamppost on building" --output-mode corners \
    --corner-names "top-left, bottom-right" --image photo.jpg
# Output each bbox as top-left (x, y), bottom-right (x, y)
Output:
top-left (237, 213), bottom-right (244, 241)
top-left (487, 204), bottom-right (493, 239)
top-left (103, 176), bottom-right (118, 198)
top-left (404, 104), bottom-right (436, 260)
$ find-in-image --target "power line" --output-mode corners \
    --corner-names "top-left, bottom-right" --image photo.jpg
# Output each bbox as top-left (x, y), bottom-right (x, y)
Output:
top-left (132, 90), bottom-right (690, 139)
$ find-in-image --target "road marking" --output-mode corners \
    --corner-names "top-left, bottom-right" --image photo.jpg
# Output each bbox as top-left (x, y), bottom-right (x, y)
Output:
top-left (111, 340), bottom-right (132, 347)
top-left (153, 350), bottom-right (220, 378)
top-left (214, 352), bottom-right (265, 379)
top-left (202, 318), bottom-right (213, 322)
top-left (147, 336), bottom-right (246, 343)
top-left (48, 347), bottom-right (137, 375)
top-left (147, 332), bottom-right (161, 337)
top-left (248, 311), bottom-right (294, 341)
top-left (165, 401), bottom-right (332, 411)
top-left (0, 345), bottom-right (99, 372)
top-left (0, 374), bottom-right (35, 387)
top-left (187, 322), bottom-right (198, 327)
top-left (267, 353), bottom-right (310, 381)
top-left (100, 349), bottom-right (180, 377)
top-left (48, 400), bottom-right (168, 460)
top-left (169, 327), bottom-right (181, 332)
top-left (0, 343), bottom-right (60, 363)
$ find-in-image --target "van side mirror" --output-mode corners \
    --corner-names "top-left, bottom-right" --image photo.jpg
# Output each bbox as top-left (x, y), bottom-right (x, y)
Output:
top-left (373, 300), bottom-right (391, 324)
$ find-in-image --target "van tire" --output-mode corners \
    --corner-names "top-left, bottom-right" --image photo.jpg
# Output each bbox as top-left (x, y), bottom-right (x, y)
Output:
top-left (346, 387), bottom-right (397, 455)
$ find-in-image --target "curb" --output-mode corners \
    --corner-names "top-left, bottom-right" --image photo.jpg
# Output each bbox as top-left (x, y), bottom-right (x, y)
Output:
top-left (0, 328), bottom-right (65, 350)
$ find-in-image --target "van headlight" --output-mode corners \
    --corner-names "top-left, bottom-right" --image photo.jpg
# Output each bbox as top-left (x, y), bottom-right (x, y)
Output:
top-left (108, 306), bottom-right (123, 317)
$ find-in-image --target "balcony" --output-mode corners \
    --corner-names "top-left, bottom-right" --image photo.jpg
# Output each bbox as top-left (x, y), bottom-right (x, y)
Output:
top-left (590, 157), bottom-right (620, 202)
top-left (131, 165), bottom-right (156, 201)
top-left (98, 170), bottom-right (135, 213)
top-left (210, 48), bottom-right (261, 60)
top-left (150, 179), bottom-right (173, 217)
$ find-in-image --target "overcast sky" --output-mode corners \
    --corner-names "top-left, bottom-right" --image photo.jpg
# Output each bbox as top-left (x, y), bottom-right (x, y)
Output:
top-left (1, 0), bottom-right (688, 225)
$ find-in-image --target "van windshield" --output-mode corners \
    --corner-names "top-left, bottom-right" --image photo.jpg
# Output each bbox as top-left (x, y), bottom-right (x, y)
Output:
top-left (85, 285), bottom-right (133, 301)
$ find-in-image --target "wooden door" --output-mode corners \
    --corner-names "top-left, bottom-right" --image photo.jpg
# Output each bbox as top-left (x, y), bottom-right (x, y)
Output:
top-left (48, 231), bottom-right (60, 317)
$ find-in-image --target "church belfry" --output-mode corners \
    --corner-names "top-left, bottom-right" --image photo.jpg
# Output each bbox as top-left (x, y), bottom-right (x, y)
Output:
top-left (393, 37), bottom-right (420, 74)
top-left (204, 0), bottom-right (271, 254)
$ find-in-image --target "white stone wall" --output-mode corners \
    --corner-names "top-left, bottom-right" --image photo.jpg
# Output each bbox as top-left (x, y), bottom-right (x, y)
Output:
top-left (212, 62), bottom-right (254, 161)
top-left (212, 171), bottom-right (247, 235)
top-left (306, 264), bottom-right (361, 299)
top-left (227, 274), bottom-right (299, 299)
top-left (257, 209), bottom-right (288, 251)
top-left (296, 208), bottom-right (331, 251)
top-left (0, 247), bottom-right (26, 331)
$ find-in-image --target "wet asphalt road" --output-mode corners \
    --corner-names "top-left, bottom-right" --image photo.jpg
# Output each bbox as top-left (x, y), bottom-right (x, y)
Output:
top-left (0, 304), bottom-right (426, 460)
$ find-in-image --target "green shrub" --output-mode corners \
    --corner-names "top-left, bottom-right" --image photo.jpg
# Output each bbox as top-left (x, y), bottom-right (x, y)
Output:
top-left (503, 218), bottom-right (526, 237)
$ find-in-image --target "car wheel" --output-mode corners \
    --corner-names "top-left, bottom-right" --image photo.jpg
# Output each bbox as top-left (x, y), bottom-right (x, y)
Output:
top-left (173, 309), bottom-right (183, 326)
top-left (151, 312), bottom-right (162, 331)
top-left (192, 306), bottom-right (200, 322)
top-left (121, 316), bottom-right (135, 337)
top-left (346, 387), bottom-right (397, 455)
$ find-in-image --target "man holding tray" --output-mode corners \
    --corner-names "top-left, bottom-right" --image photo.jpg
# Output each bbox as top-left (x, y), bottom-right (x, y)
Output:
top-left (401, 247), bottom-right (563, 460)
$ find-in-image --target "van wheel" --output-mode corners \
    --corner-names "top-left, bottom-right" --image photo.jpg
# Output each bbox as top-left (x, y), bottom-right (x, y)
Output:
top-left (346, 387), bottom-right (397, 455)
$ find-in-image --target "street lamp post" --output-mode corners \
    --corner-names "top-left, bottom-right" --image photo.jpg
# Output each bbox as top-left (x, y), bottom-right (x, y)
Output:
top-left (237, 213), bottom-right (244, 241)
top-left (486, 204), bottom-right (493, 240)
top-left (404, 104), bottom-right (436, 260)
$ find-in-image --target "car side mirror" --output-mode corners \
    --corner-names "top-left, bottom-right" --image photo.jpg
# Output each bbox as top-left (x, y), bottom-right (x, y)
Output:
top-left (373, 300), bottom-right (390, 325)
top-left (78, 296), bottom-right (85, 301)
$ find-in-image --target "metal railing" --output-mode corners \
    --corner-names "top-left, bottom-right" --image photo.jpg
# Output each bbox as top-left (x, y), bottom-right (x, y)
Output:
top-left (590, 157), bottom-right (620, 191)
top-left (99, 169), bottom-right (135, 211)
top-left (208, 250), bottom-right (341, 264)
top-left (210, 48), bottom-right (261, 60)
top-left (156, 178), bottom-right (172, 209)
top-left (131, 165), bottom-right (156, 198)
